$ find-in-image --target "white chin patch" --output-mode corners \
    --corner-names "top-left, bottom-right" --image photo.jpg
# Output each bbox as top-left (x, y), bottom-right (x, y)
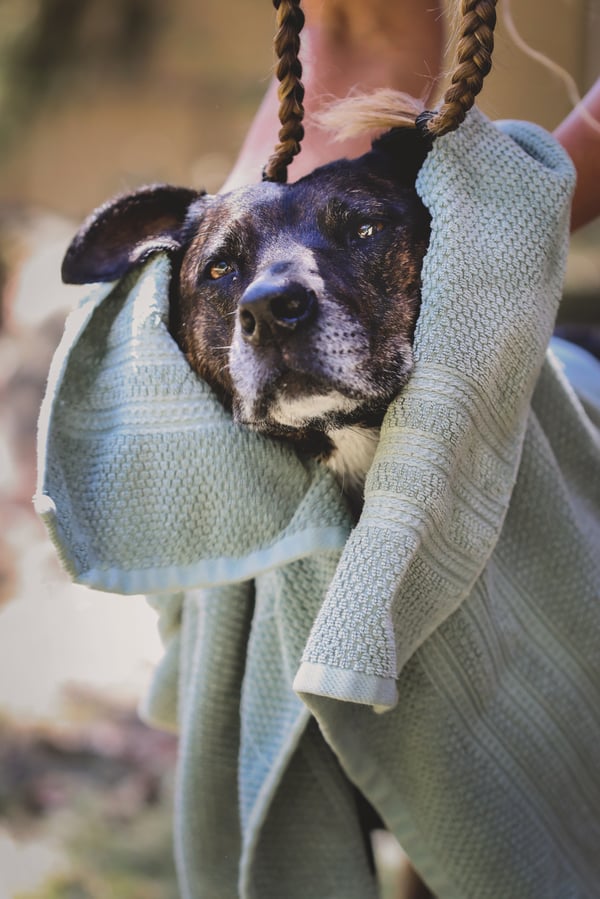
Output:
top-left (269, 391), bottom-right (360, 427)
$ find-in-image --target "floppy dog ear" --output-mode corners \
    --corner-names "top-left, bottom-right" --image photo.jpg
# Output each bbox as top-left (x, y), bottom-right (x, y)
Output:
top-left (62, 184), bottom-right (204, 284)
top-left (370, 127), bottom-right (432, 186)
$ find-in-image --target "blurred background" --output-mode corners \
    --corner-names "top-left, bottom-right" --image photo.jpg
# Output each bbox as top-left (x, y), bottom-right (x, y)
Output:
top-left (0, 1), bottom-right (598, 897)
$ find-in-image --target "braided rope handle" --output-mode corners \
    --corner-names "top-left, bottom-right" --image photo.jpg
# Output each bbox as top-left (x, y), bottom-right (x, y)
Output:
top-left (263, 0), bottom-right (305, 182)
top-left (426, 0), bottom-right (498, 137)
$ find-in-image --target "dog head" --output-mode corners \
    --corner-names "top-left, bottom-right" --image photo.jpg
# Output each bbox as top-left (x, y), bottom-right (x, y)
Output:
top-left (62, 128), bottom-right (431, 448)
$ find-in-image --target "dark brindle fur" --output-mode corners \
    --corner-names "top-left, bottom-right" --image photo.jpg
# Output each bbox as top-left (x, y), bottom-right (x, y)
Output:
top-left (62, 128), bottom-right (431, 507)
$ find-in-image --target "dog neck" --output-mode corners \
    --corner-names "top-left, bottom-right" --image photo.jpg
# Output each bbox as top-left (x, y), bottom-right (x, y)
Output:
top-left (325, 425), bottom-right (380, 513)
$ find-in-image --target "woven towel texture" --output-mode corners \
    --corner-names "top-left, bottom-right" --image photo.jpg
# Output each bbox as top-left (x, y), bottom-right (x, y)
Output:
top-left (37, 108), bottom-right (600, 898)
top-left (295, 117), bottom-right (578, 702)
top-left (36, 256), bottom-right (351, 594)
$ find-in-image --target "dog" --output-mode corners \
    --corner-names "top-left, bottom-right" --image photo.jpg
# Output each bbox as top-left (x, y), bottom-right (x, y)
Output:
top-left (61, 127), bottom-right (431, 513)
top-left (61, 125), bottom-right (434, 896)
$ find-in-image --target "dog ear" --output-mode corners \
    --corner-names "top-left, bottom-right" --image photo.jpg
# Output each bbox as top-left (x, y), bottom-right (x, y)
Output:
top-left (61, 184), bottom-right (205, 284)
top-left (369, 127), bottom-right (432, 186)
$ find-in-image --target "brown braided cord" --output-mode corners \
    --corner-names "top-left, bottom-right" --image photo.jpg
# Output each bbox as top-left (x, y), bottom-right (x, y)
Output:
top-left (263, 0), bottom-right (305, 182)
top-left (427, 0), bottom-right (497, 138)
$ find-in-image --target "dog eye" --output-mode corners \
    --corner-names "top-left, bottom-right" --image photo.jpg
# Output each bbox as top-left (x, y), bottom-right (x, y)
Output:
top-left (356, 222), bottom-right (384, 239)
top-left (206, 260), bottom-right (235, 280)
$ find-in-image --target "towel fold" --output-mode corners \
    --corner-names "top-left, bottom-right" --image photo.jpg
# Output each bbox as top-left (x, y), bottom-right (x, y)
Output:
top-left (37, 108), bottom-right (600, 898)
top-left (36, 255), bottom-right (352, 595)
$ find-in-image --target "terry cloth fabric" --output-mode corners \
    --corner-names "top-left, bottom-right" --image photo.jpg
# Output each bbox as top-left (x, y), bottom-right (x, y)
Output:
top-left (36, 107), bottom-right (600, 898)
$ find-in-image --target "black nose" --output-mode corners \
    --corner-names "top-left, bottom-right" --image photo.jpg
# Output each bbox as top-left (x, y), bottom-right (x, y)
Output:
top-left (239, 280), bottom-right (316, 345)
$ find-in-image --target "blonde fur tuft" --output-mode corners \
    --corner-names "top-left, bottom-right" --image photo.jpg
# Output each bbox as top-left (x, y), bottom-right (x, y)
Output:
top-left (313, 89), bottom-right (426, 141)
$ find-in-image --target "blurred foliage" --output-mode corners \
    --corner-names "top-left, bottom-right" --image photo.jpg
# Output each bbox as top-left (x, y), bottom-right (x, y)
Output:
top-left (0, 0), bottom-right (273, 213)
top-left (15, 793), bottom-right (179, 899)
top-left (0, 0), bottom-right (165, 156)
top-left (0, 694), bottom-right (179, 899)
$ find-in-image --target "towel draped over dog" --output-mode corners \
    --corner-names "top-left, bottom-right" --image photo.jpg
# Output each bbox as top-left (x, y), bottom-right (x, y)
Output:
top-left (37, 109), bottom-right (600, 898)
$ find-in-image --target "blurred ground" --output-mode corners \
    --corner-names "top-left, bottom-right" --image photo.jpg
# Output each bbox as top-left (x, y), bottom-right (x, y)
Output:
top-left (0, 0), bottom-right (598, 896)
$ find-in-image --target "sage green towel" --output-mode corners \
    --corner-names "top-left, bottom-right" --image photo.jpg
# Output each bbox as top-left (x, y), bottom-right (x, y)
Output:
top-left (37, 108), bottom-right (600, 898)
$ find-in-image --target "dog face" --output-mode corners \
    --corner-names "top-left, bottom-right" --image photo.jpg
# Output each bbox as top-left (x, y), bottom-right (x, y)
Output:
top-left (62, 128), bottom-right (431, 450)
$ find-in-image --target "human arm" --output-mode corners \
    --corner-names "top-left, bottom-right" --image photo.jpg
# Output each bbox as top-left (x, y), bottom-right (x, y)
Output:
top-left (554, 79), bottom-right (600, 231)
